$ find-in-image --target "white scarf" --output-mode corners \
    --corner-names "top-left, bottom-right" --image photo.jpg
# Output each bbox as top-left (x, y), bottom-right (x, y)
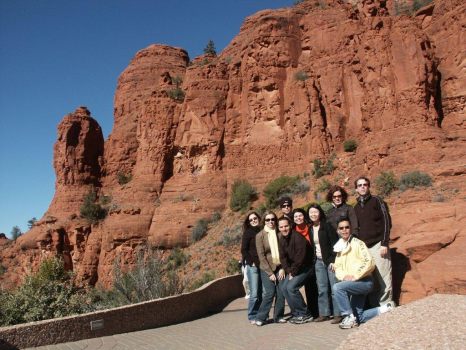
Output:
top-left (264, 225), bottom-right (280, 265)
top-left (333, 237), bottom-right (350, 253)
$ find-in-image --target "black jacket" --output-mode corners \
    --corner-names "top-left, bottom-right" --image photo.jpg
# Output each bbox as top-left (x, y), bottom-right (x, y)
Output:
top-left (354, 194), bottom-right (391, 247)
top-left (279, 230), bottom-right (314, 276)
top-left (327, 203), bottom-right (359, 236)
top-left (241, 226), bottom-right (261, 267)
top-left (311, 221), bottom-right (339, 266)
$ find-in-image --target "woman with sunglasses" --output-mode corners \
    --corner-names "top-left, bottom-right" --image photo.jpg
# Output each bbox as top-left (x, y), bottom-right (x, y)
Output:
top-left (254, 211), bottom-right (286, 326)
top-left (332, 218), bottom-right (394, 329)
top-left (307, 204), bottom-right (341, 323)
top-left (292, 208), bottom-right (319, 319)
top-left (326, 185), bottom-right (359, 236)
top-left (241, 211), bottom-right (263, 324)
top-left (278, 216), bottom-right (314, 324)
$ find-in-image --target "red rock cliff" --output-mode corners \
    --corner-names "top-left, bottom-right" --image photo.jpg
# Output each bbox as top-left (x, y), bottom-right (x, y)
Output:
top-left (1, 0), bottom-right (465, 301)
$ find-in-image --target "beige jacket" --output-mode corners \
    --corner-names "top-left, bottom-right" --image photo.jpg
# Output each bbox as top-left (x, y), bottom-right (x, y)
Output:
top-left (334, 236), bottom-right (375, 281)
top-left (256, 229), bottom-right (280, 276)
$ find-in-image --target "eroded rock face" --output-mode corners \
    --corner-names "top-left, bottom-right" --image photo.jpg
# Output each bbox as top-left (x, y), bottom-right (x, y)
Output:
top-left (1, 0), bottom-right (465, 300)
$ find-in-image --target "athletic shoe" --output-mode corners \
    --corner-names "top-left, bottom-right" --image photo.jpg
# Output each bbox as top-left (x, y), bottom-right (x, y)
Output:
top-left (289, 314), bottom-right (313, 324)
top-left (249, 320), bottom-right (256, 325)
top-left (255, 320), bottom-right (265, 326)
top-left (275, 318), bottom-right (288, 324)
top-left (339, 314), bottom-right (357, 329)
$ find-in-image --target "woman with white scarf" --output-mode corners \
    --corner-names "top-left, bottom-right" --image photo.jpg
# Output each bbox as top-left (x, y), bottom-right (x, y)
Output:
top-left (254, 211), bottom-right (286, 326)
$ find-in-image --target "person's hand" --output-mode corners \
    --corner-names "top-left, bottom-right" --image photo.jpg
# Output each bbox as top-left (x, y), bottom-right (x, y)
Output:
top-left (289, 274), bottom-right (294, 280)
top-left (269, 273), bottom-right (277, 282)
top-left (380, 246), bottom-right (388, 258)
top-left (278, 269), bottom-right (285, 280)
top-left (343, 275), bottom-right (355, 281)
top-left (329, 263), bottom-right (335, 272)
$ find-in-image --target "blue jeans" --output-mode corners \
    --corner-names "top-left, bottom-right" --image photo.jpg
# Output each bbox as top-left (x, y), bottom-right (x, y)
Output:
top-left (256, 269), bottom-right (285, 322)
top-left (280, 267), bottom-right (312, 317)
top-left (333, 277), bottom-right (379, 323)
top-left (315, 258), bottom-right (340, 316)
top-left (246, 265), bottom-right (262, 321)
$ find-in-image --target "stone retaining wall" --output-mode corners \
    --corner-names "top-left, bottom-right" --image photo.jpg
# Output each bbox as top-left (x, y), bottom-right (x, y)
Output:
top-left (0, 274), bottom-right (244, 349)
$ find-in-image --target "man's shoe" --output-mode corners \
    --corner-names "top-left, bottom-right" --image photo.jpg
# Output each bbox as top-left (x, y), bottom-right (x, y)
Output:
top-left (275, 318), bottom-right (288, 324)
top-left (290, 314), bottom-right (313, 324)
top-left (339, 314), bottom-right (357, 329)
top-left (314, 316), bottom-right (331, 322)
top-left (330, 316), bottom-right (343, 324)
top-left (255, 320), bottom-right (265, 326)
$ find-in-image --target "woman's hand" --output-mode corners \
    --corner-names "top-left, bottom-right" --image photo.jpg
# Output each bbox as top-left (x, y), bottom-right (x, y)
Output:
top-left (328, 263), bottom-right (335, 272)
top-left (278, 269), bottom-right (285, 280)
top-left (269, 273), bottom-right (277, 282)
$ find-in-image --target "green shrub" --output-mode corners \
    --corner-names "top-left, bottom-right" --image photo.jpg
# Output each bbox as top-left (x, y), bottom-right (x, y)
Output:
top-left (294, 71), bottom-right (309, 81)
top-left (218, 225), bottom-right (242, 247)
top-left (167, 248), bottom-right (189, 269)
top-left (0, 265), bottom-right (6, 276)
top-left (226, 258), bottom-right (241, 275)
top-left (80, 190), bottom-right (107, 223)
top-left (190, 271), bottom-right (216, 290)
top-left (263, 175), bottom-right (300, 208)
top-left (0, 257), bottom-right (90, 326)
top-left (312, 153), bottom-right (336, 178)
top-left (375, 171), bottom-right (399, 197)
top-left (191, 218), bottom-right (209, 242)
top-left (343, 139), bottom-right (358, 152)
top-left (211, 211), bottom-right (222, 223)
top-left (117, 172), bottom-right (132, 185)
top-left (230, 180), bottom-right (257, 212)
top-left (399, 171), bottom-right (432, 191)
top-left (166, 87), bottom-right (185, 102)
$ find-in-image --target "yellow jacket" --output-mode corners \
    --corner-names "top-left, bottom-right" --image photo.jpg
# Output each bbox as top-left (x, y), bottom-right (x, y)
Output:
top-left (334, 236), bottom-right (375, 281)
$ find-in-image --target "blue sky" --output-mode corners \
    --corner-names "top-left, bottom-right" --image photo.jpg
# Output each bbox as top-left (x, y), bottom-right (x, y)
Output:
top-left (0, 0), bottom-right (294, 236)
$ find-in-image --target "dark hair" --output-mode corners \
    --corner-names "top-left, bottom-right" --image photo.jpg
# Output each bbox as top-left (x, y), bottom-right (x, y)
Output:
top-left (326, 185), bottom-right (348, 203)
top-left (354, 176), bottom-right (371, 189)
top-left (291, 208), bottom-right (310, 226)
top-left (278, 216), bottom-right (292, 227)
top-left (307, 204), bottom-right (327, 224)
top-left (243, 211), bottom-right (261, 233)
top-left (336, 217), bottom-right (351, 227)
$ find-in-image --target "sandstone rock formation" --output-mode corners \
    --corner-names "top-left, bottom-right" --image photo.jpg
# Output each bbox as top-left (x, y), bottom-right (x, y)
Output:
top-left (1, 0), bottom-right (465, 301)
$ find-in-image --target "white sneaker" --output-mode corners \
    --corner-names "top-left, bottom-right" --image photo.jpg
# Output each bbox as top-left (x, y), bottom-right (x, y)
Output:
top-left (379, 301), bottom-right (396, 314)
top-left (339, 314), bottom-right (357, 329)
top-left (244, 294), bottom-right (250, 299)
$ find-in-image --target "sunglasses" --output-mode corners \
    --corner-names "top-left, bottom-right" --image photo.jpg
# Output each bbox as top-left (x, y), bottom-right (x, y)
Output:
top-left (338, 225), bottom-right (350, 230)
top-left (249, 217), bottom-right (259, 222)
top-left (333, 195), bottom-right (342, 198)
top-left (265, 218), bottom-right (275, 222)
top-left (281, 204), bottom-right (291, 208)
top-left (357, 183), bottom-right (369, 187)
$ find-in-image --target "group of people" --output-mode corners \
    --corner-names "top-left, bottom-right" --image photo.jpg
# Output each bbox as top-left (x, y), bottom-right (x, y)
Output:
top-left (240, 176), bottom-right (395, 329)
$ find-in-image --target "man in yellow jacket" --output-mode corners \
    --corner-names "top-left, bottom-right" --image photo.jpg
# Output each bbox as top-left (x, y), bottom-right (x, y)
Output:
top-left (332, 218), bottom-right (394, 329)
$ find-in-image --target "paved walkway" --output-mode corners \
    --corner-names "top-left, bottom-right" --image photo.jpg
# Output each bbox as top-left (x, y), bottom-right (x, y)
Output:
top-left (29, 298), bottom-right (352, 350)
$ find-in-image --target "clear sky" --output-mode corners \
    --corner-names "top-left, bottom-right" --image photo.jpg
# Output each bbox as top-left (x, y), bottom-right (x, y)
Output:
top-left (0, 0), bottom-right (295, 237)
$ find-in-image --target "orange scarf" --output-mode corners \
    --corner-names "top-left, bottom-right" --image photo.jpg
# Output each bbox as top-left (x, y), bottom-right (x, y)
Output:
top-left (295, 224), bottom-right (310, 243)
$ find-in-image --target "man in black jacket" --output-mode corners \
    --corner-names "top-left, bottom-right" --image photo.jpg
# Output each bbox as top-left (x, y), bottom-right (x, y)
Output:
top-left (354, 176), bottom-right (394, 307)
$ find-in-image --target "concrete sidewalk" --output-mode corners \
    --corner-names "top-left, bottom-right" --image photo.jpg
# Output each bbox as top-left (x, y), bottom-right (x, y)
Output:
top-left (29, 298), bottom-right (352, 350)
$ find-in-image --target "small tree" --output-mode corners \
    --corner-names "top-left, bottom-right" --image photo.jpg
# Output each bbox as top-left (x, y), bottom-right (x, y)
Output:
top-left (10, 226), bottom-right (22, 240)
top-left (230, 180), bottom-right (257, 212)
top-left (27, 217), bottom-right (37, 229)
top-left (203, 40), bottom-right (217, 56)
